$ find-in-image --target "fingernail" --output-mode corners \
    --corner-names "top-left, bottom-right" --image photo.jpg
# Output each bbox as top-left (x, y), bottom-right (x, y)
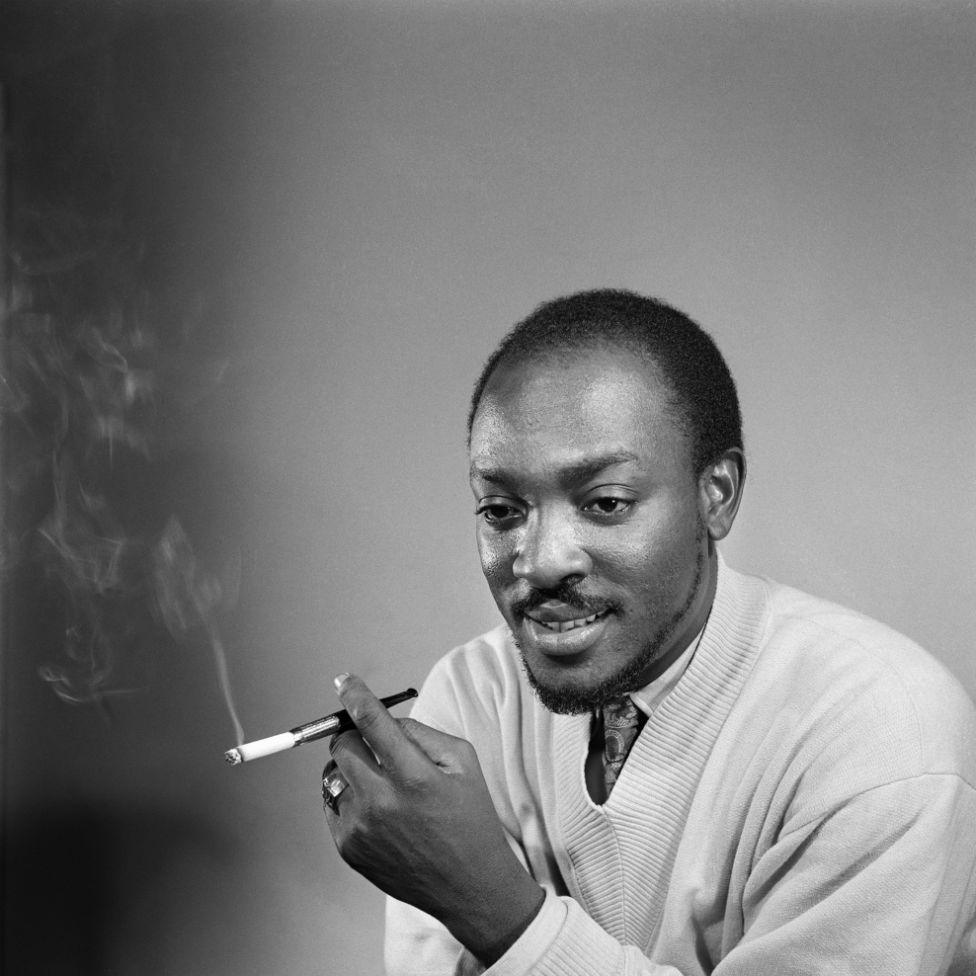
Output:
top-left (334, 673), bottom-right (350, 692)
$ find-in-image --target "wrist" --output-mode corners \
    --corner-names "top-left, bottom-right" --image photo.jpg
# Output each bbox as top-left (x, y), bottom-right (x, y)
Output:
top-left (448, 874), bottom-right (546, 966)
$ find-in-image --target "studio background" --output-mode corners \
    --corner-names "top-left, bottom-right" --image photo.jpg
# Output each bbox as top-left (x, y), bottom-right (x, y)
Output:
top-left (2, 2), bottom-right (974, 974)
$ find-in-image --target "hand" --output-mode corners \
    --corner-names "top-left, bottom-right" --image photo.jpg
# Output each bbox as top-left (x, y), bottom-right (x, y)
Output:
top-left (323, 673), bottom-right (544, 965)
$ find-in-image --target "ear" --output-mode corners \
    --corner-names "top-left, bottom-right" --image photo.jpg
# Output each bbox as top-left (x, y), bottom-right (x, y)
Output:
top-left (697, 448), bottom-right (745, 542)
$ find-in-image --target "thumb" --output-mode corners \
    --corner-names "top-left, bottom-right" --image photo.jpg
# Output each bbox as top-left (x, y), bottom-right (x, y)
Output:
top-left (397, 718), bottom-right (473, 773)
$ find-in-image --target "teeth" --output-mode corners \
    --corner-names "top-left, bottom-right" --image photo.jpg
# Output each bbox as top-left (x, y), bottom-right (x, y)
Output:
top-left (537, 611), bottom-right (604, 633)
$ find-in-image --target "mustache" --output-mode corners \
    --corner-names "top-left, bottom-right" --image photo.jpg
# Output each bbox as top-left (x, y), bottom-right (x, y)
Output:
top-left (510, 581), bottom-right (619, 618)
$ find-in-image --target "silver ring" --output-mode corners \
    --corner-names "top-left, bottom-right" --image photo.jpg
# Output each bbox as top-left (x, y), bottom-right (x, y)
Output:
top-left (322, 770), bottom-right (348, 814)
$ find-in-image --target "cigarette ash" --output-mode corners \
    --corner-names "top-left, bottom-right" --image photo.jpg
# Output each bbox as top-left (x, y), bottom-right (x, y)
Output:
top-left (2, 209), bottom-right (242, 740)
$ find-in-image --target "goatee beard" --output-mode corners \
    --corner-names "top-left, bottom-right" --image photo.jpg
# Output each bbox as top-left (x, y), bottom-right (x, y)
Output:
top-left (514, 540), bottom-right (706, 715)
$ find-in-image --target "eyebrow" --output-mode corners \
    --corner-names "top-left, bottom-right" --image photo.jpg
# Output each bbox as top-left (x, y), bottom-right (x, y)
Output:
top-left (470, 450), bottom-right (640, 486)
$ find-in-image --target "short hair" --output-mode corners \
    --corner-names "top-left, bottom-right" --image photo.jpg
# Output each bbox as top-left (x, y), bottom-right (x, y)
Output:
top-left (467, 289), bottom-right (743, 475)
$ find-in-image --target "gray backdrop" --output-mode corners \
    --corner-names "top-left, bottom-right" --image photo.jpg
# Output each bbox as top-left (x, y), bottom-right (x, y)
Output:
top-left (3, 2), bottom-right (974, 973)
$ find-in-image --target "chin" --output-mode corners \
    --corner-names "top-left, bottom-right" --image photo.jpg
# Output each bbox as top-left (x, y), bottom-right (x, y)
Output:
top-left (517, 650), bottom-right (644, 715)
top-left (525, 674), bottom-right (603, 715)
top-left (513, 613), bottom-right (690, 715)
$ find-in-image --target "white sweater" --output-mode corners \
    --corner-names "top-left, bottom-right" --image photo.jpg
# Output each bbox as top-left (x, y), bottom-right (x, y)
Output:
top-left (385, 560), bottom-right (976, 975)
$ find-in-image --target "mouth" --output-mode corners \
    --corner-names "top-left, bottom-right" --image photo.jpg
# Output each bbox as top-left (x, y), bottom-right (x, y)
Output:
top-left (519, 607), bottom-right (614, 657)
top-left (525, 608), bottom-right (612, 632)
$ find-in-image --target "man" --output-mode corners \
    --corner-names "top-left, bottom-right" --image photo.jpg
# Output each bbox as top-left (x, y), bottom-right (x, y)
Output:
top-left (323, 290), bottom-right (976, 975)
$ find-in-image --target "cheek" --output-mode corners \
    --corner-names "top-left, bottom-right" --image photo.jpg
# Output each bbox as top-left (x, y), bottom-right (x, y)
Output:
top-left (593, 513), bottom-right (697, 592)
top-left (475, 529), bottom-right (512, 587)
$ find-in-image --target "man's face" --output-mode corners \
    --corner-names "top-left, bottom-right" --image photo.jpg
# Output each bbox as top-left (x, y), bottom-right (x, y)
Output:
top-left (468, 347), bottom-right (716, 714)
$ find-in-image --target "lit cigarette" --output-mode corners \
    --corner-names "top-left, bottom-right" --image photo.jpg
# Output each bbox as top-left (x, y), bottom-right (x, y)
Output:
top-left (224, 687), bottom-right (418, 765)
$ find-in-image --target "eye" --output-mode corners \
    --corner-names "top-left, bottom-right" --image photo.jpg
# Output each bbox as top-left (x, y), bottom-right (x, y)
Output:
top-left (582, 496), bottom-right (633, 518)
top-left (475, 501), bottom-right (523, 526)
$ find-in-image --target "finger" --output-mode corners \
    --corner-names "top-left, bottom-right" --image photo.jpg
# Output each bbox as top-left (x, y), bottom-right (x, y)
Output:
top-left (328, 728), bottom-right (381, 784)
top-left (397, 718), bottom-right (472, 773)
top-left (334, 673), bottom-right (428, 778)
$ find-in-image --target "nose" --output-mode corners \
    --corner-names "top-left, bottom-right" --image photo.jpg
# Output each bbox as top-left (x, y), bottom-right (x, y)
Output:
top-left (512, 509), bottom-right (591, 589)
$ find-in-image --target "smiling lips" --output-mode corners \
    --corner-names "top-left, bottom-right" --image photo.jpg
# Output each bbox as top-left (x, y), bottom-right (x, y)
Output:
top-left (519, 606), bottom-right (614, 657)
top-left (526, 608), bottom-right (610, 632)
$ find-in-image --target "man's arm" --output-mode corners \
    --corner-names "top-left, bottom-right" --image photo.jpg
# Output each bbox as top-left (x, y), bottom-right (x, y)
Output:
top-left (327, 675), bottom-right (976, 976)
top-left (385, 773), bottom-right (976, 976)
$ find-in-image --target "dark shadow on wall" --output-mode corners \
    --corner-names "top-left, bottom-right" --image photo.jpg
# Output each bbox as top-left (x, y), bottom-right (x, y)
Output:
top-left (1, 6), bottom-right (271, 970)
top-left (4, 802), bottom-right (235, 976)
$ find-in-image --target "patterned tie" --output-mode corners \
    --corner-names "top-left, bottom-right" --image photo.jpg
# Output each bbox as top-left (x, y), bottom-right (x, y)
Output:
top-left (602, 697), bottom-right (644, 796)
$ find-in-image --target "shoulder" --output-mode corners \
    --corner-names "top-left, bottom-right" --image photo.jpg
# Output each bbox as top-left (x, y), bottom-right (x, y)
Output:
top-left (759, 574), bottom-right (974, 724)
top-left (733, 567), bottom-right (976, 788)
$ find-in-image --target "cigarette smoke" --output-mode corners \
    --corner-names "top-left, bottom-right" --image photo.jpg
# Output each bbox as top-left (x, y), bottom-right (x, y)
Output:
top-left (3, 203), bottom-right (245, 743)
top-left (152, 517), bottom-right (245, 745)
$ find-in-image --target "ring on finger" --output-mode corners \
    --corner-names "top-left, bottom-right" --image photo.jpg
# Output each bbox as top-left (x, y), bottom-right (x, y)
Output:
top-left (322, 770), bottom-right (348, 814)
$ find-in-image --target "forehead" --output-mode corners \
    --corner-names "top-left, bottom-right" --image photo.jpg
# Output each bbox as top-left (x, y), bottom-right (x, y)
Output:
top-left (469, 347), bottom-right (691, 473)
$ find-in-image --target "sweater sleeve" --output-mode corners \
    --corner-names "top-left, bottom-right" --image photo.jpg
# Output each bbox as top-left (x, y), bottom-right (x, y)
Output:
top-left (387, 773), bottom-right (976, 976)
top-left (383, 824), bottom-right (545, 976)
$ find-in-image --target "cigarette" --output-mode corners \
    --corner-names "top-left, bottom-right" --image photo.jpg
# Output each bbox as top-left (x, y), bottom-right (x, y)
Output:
top-left (224, 687), bottom-right (418, 765)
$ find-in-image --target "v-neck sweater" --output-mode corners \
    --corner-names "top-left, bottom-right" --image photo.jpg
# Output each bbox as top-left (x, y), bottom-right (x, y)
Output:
top-left (385, 560), bottom-right (976, 975)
